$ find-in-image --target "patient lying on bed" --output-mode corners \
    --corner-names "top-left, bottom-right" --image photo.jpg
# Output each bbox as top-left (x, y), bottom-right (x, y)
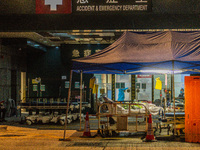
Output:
top-left (102, 96), bottom-right (164, 116)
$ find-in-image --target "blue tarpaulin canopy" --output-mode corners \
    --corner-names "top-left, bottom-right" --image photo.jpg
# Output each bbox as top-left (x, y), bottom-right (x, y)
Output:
top-left (71, 31), bottom-right (196, 131)
top-left (72, 31), bottom-right (200, 74)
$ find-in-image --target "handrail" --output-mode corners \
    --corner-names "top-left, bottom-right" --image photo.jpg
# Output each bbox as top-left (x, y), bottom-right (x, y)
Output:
top-left (97, 102), bottom-right (149, 132)
top-left (98, 102), bottom-right (149, 115)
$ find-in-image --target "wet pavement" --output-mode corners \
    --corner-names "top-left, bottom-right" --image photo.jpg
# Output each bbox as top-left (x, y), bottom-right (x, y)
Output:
top-left (0, 115), bottom-right (199, 149)
top-left (0, 126), bottom-right (199, 150)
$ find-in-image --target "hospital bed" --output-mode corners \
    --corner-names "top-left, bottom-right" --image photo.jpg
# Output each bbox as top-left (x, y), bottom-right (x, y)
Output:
top-left (154, 112), bottom-right (185, 136)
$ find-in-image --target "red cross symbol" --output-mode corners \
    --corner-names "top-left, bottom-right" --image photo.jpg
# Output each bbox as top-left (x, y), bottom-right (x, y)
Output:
top-left (45, 0), bottom-right (63, 11)
top-left (36, 0), bottom-right (72, 14)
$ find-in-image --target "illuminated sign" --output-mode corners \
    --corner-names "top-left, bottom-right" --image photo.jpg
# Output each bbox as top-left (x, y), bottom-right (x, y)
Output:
top-left (71, 49), bottom-right (102, 58)
top-left (73, 0), bottom-right (152, 14)
top-left (137, 75), bottom-right (152, 78)
top-left (36, 0), bottom-right (72, 14)
top-left (106, 0), bottom-right (118, 4)
top-left (95, 49), bottom-right (101, 53)
top-left (45, 0), bottom-right (63, 11)
top-left (0, 0), bottom-right (150, 14)
top-left (72, 49), bottom-right (80, 57)
top-left (84, 49), bottom-right (91, 57)
top-left (77, 0), bottom-right (89, 4)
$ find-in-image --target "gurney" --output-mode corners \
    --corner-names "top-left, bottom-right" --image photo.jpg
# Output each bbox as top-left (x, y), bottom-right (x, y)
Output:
top-left (102, 96), bottom-right (164, 116)
top-left (95, 97), bottom-right (165, 137)
top-left (154, 112), bottom-right (185, 136)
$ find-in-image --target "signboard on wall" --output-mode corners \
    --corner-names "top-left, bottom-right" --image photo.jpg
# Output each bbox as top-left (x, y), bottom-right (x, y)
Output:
top-left (36, 0), bottom-right (72, 14)
top-left (61, 75), bottom-right (67, 80)
top-left (73, 0), bottom-right (152, 14)
top-left (33, 85), bottom-right (38, 91)
top-left (72, 49), bottom-right (103, 58)
top-left (32, 78), bottom-right (41, 84)
top-left (75, 82), bottom-right (80, 88)
top-left (40, 85), bottom-right (45, 91)
top-left (0, 0), bottom-right (151, 14)
top-left (65, 81), bottom-right (69, 88)
top-left (137, 75), bottom-right (152, 78)
top-left (60, 44), bottom-right (109, 67)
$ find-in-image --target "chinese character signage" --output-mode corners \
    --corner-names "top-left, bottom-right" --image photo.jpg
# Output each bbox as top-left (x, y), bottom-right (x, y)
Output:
top-left (71, 48), bottom-right (103, 58)
top-left (0, 0), bottom-right (151, 14)
top-left (72, 49), bottom-right (80, 57)
top-left (36, 0), bottom-right (72, 14)
top-left (84, 49), bottom-right (91, 57)
top-left (77, 0), bottom-right (89, 4)
top-left (95, 49), bottom-right (101, 53)
top-left (73, 0), bottom-right (152, 14)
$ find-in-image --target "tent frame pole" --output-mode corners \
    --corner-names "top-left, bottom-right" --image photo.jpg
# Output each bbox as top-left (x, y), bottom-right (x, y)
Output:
top-left (164, 74), bottom-right (167, 118)
top-left (79, 70), bottom-right (83, 131)
top-left (172, 61), bottom-right (176, 136)
top-left (63, 70), bottom-right (73, 140)
top-left (160, 90), bottom-right (162, 109)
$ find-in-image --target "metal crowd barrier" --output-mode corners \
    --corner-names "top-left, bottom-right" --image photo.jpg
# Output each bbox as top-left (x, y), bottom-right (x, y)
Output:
top-left (97, 102), bottom-right (149, 133)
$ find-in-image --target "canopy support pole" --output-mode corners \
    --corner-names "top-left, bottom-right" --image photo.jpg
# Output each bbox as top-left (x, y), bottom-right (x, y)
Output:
top-left (164, 74), bottom-right (167, 118)
top-left (172, 61), bottom-right (176, 136)
top-left (63, 70), bottom-right (73, 141)
top-left (160, 90), bottom-right (162, 109)
top-left (79, 70), bottom-right (83, 131)
top-left (96, 87), bottom-right (98, 113)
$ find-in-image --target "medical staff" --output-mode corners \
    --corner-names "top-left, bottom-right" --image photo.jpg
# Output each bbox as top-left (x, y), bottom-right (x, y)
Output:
top-left (118, 87), bottom-right (128, 101)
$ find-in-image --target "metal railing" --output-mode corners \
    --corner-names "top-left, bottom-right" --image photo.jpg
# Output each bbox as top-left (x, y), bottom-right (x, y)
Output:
top-left (97, 102), bottom-right (149, 132)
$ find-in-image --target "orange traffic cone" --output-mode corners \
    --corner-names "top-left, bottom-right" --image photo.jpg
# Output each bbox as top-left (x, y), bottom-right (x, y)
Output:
top-left (144, 114), bottom-right (157, 142)
top-left (82, 112), bottom-right (91, 137)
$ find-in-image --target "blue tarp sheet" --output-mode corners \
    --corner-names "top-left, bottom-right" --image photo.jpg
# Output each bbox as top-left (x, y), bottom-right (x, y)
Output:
top-left (72, 31), bottom-right (200, 74)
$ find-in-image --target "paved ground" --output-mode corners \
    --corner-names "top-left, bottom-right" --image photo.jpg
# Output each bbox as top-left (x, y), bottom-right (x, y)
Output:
top-left (0, 126), bottom-right (199, 150)
top-left (0, 116), bottom-right (199, 150)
